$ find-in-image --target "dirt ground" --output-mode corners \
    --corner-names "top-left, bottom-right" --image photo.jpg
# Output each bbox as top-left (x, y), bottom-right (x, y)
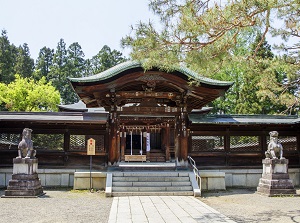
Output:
top-left (0, 188), bottom-right (113, 223)
top-left (199, 188), bottom-right (300, 223)
top-left (1, 187), bottom-right (300, 223)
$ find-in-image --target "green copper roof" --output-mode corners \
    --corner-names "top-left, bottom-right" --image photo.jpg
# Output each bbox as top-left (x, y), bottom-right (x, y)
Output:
top-left (68, 60), bottom-right (233, 87)
top-left (189, 114), bottom-right (300, 125)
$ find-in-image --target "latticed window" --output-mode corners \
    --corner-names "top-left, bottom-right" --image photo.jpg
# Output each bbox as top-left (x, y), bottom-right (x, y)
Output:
top-left (267, 136), bottom-right (297, 151)
top-left (32, 134), bottom-right (64, 150)
top-left (0, 133), bottom-right (20, 150)
top-left (191, 136), bottom-right (224, 151)
top-left (230, 136), bottom-right (260, 151)
top-left (70, 135), bottom-right (105, 152)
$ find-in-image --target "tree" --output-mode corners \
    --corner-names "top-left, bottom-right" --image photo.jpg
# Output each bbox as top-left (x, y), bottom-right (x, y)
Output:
top-left (48, 39), bottom-right (70, 104)
top-left (90, 45), bottom-right (127, 74)
top-left (0, 30), bottom-right (17, 83)
top-left (14, 43), bottom-right (34, 78)
top-left (60, 42), bottom-right (86, 103)
top-left (122, 0), bottom-right (299, 114)
top-left (34, 47), bottom-right (54, 81)
top-left (210, 32), bottom-right (296, 114)
top-left (0, 74), bottom-right (60, 111)
top-left (122, 0), bottom-right (299, 70)
top-left (67, 42), bottom-right (85, 77)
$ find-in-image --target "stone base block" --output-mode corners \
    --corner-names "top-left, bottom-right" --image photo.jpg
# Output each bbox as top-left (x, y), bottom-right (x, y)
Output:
top-left (2, 159), bottom-right (44, 198)
top-left (13, 158), bottom-right (38, 175)
top-left (257, 187), bottom-right (296, 196)
top-left (4, 173), bottom-right (44, 197)
top-left (262, 158), bottom-right (288, 174)
top-left (257, 158), bottom-right (296, 196)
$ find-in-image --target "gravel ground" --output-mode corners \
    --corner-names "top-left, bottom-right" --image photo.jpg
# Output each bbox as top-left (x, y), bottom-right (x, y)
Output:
top-left (1, 188), bottom-right (300, 223)
top-left (199, 188), bottom-right (300, 223)
top-left (0, 188), bottom-right (113, 223)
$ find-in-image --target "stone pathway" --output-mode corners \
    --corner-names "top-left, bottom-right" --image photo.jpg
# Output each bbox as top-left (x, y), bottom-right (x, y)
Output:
top-left (108, 196), bottom-right (236, 223)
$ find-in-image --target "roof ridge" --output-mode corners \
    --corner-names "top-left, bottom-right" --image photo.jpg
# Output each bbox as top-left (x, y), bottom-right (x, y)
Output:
top-left (68, 60), bottom-right (233, 87)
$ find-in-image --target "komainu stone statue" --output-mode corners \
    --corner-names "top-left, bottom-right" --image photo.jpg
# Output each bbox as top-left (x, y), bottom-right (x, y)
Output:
top-left (265, 131), bottom-right (283, 159)
top-left (17, 128), bottom-right (36, 159)
top-left (257, 130), bottom-right (295, 196)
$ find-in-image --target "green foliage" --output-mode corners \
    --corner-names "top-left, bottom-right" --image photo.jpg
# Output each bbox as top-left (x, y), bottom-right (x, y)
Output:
top-left (14, 43), bottom-right (34, 78)
top-left (48, 39), bottom-right (80, 104)
top-left (0, 31), bottom-right (127, 108)
top-left (0, 30), bottom-right (17, 83)
top-left (90, 45), bottom-right (127, 74)
top-left (32, 134), bottom-right (64, 150)
top-left (47, 40), bottom-right (127, 104)
top-left (34, 47), bottom-right (54, 81)
top-left (122, 0), bottom-right (299, 114)
top-left (0, 74), bottom-right (60, 111)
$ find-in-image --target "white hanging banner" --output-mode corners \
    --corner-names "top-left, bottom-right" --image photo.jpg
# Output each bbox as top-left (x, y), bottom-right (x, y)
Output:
top-left (146, 133), bottom-right (151, 152)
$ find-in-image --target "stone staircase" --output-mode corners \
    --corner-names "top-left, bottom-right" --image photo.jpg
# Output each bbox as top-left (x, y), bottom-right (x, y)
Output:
top-left (106, 171), bottom-right (195, 196)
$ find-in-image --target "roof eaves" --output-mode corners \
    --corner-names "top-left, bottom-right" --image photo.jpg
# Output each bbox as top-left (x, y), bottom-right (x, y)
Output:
top-left (189, 114), bottom-right (299, 125)
top-left (68, 60), bottom-right (142, 83)
top-left (68, 60), bottom-right (233, 87)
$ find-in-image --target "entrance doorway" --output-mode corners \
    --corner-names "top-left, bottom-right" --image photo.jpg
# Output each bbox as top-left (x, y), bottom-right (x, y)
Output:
top-left (125, 132), bottom-right (162, 155)
top-left (126, 134), bottom-right (141, 153)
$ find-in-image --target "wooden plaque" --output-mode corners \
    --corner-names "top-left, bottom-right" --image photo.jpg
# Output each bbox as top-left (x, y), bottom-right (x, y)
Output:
top-left (87, 138), bottom-right (95, 155)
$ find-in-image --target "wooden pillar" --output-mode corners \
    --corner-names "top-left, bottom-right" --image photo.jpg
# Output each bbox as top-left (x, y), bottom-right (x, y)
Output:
top-left (162, 128), bottom-right (166, 154)
top-left (63, 131), bottom-right (70, 166)
top-left (224, 128), bottom-right (230, 166)
top-left (116, 129), bottom-right (120, 162)
top-left (174, 115), bottom-right (180, 161)
top-left (180, 131), bottom-right (188, 161)
top-left (64, 131), bottom-right (70, 152)
top-left (180, 110), bottom-right (188, 161)
top-left (108, 111), bottom-right (118, 164)
top-left (120, 127), bottom-right (126, 161)
top-left (165, 123), bottom-right (170, 162)
top-left (261, 130), bottom-right (267, 159)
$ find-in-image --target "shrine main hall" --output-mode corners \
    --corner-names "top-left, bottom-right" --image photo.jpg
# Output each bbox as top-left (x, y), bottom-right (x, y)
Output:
top-left (0, 60), bottom-right (299, 169)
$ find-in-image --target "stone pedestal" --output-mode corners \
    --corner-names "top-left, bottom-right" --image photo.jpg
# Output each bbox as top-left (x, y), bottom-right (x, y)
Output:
top-left (3, 158), bottom-right (44, 197)
top-left (257, 158), bottom-right (296, 196)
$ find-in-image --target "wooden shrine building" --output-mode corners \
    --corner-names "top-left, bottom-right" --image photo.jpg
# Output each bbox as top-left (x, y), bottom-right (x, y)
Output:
top-left (0, 61), bottom-right (299, 169)
top-left (68, 61), bottom-right (232, 164)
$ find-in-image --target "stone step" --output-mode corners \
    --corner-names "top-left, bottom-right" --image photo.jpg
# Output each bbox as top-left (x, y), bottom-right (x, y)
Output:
top-left (257, 187), bottom-right (296, 196)
top-left (109, 170), bottom-right (195, 197)
top-left (4, 188), bottom-right (44, 197)
top-left (258, 182), bottom-right (295, 189)
top-left (117, 162), bottom-right (177, 171)
top-left (112, 171), bottom-right (189, 177)
top-left (113, 186), bottom-right (193, 192)
top-left (111, 191), bottom-right (194, 196)
top-left (113, 176), bottom-right (190, 182)
top-left (112, 181), bottom-right (191, 187)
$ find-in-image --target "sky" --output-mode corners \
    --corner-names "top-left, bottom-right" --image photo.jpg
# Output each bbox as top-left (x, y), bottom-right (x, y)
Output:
top-left (1, 0), bottom-right (298, 61)
top-left (0, 0), bottom-right (156, 60)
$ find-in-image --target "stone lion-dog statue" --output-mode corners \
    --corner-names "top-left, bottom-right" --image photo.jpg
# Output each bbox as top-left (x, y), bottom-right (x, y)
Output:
top-left (17, 128), bottom-right (36, 159)
top-left (265, 131), bottom-right (284, 159)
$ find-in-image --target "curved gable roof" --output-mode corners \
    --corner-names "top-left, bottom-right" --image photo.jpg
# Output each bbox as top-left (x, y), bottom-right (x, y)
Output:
top-left (68, 60), bottom-right (233, 87)
top-left (68, 60), bottom-right (233, 110)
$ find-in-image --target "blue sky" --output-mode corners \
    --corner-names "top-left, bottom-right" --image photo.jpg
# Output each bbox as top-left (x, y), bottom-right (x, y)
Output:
top-left (0, 0), bottom-right (155, 60)
top-left (1, 0), bottom-right (297, 61)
